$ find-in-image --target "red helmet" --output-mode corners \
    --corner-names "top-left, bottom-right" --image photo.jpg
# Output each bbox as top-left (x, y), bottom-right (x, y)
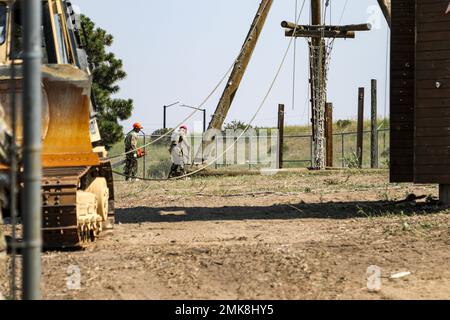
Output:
top-left (180, 124), bottom-right (188, 130)
top-left (133, 122), bottom-right (143, 130)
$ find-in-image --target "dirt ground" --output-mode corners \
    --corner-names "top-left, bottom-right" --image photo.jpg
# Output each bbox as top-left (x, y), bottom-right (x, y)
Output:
top-left (1, 169), bottom-right (450, 300)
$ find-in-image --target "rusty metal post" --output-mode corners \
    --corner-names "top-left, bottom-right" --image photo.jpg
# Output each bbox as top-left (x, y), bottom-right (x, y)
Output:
top-left (277, 104), bottom-right (285, 169)
top-left (325, 103), bottom-right (333, 168)
top-left (357, 88), bottom-right (365, 168)
top-left (22, 0), bottom-right (43, 300)
top-left (371, 80), bottom-right (378, 169)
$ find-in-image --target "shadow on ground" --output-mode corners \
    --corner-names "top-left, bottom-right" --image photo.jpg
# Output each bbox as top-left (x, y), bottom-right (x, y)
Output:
top-left (116, 200), bottom-right (448, 224)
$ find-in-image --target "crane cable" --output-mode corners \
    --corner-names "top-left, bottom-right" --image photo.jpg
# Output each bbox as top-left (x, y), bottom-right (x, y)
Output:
top-left (113, 0), bottom-right (308, 181)
top-left (327, 0), bottom-right (348, 54)
top-left (107, 0), bottom-right (274, 161)
top-left (108, 64), bottom-right (232, 161)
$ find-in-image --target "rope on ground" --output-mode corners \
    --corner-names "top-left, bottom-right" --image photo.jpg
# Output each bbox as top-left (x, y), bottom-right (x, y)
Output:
top-left (112, 170), bottom-right (168, 182)
top-left (113, 0), bottom-right (308, 182)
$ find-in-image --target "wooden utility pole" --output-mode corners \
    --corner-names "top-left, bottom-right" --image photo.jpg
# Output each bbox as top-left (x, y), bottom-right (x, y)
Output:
top-left (377, 0), bottom-right (391, 28)
top-left (200, 0), bottom-right (273, 161)
top-left (207, 0), bottom-right (273, 132)
top-left (282, 1), bottom-right (371, 170)
top-left (310, 0), bottom-right (325, 170)
top-left (277, 104), bottom-right (285, 169)
top-left (357, 88), bottom-right (365, 168)
top-left (325, 103), bottom-right (333, 168)
top-left (371, 80), bottom-right (378, 169)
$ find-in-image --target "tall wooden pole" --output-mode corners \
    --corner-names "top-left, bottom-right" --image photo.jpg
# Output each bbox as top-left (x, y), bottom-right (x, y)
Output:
top-left (325, 103), bottom-right (333, 168)
top-left (311, 0), bottom-right (321, 123)
top-left (357, 88), bottom-right (365, 168)
top-left (200, 0), bottom-right (274, 161)
top-left (207, 0), bottom-right (273, 132)
top-left (311, 0), bottom-right (321, 35)
top-left (371, 80), bottom-right (378, 169)
top-left (277, 104), bottom-right (285, 169)
top-left (283, 1), bottom-right (370, 170)
top-left (377, 0), bottom-right (391, 28)
top-left (310, 0), bottom-right (326, 169)
top-left (283, 1), bottom-right (371, 170)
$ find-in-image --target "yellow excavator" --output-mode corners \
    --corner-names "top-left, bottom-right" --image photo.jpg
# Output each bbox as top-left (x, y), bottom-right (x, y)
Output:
top-left (0, 0), bottom-right (115, 248)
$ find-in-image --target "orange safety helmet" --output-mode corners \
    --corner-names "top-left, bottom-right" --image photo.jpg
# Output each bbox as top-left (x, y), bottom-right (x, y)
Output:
top-left (133, 122), bottom-right (143, 130)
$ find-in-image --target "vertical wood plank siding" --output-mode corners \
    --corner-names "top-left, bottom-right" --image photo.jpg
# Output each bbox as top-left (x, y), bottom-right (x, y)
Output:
top-left (390, 0), bottom-right (416, 182)
top-left (415, 0), bottom-right (450, 183)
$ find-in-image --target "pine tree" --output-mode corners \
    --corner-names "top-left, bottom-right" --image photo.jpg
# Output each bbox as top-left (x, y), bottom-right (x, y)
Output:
top-left (80, 15), bottom-right (133, 148)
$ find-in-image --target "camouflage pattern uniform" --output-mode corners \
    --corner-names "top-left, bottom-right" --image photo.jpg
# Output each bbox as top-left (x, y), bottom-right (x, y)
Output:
top-left (124, 130), bottom-right (139, 181)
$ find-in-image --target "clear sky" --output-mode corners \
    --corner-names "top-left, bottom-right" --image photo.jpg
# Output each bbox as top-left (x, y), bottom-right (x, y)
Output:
top-left (73, 0), bottom-right (390, 133)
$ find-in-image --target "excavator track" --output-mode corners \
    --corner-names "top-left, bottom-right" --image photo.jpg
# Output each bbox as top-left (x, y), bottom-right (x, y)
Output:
top-left (0, 1), bottom-right (117, 250)
top-left (42, 166), bottom-right (104, 249)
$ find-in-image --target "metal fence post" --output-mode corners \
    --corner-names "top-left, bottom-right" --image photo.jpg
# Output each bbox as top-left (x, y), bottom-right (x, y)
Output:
top-left (277, 104), bottom-right (285, 169)
top-left (22, 0), bottom-right (43, 300)
top-left (341, 133), bottom-right (345, 168)
top-left (325, 103), bottom-right (333, 167)
top-left (143, 134), bottom-right (147, 178)
top-left (215, 137), bottom-right (218, 169)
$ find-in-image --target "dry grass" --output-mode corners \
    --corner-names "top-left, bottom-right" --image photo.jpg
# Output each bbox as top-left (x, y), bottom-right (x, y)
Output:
top-left (2, 170), bottom-right (450, 300)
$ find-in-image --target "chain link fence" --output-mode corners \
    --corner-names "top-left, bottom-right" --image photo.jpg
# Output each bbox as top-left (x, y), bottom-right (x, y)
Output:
top-left (283, 128), bottom-right (390, 168)
top-left (111, 128), bottom-right (390, 179)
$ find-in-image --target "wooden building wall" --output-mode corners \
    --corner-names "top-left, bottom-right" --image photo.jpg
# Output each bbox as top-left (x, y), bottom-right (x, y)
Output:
top-left (414, 0), bottom-right (450, 183)
top-left (390, 0), bottom-right (416, 183)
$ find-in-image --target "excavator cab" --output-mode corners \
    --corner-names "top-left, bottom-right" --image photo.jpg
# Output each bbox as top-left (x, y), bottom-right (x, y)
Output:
top-left (0, 0), bottom-right (115, 248)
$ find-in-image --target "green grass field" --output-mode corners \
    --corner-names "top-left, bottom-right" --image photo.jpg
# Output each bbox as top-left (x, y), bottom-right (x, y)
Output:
top-left (109, 119), bottom-right (390, 179)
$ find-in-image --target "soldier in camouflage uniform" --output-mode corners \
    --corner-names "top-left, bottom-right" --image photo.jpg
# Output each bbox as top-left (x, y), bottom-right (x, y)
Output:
top-left (124, 122), bottom-right (143, 181)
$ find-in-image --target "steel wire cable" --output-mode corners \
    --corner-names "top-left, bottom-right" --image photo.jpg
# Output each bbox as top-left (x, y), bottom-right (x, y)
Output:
top-left (113, 0), bottom-right (308, 181)
top-left (108, 0), bottom-right (274, 161)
